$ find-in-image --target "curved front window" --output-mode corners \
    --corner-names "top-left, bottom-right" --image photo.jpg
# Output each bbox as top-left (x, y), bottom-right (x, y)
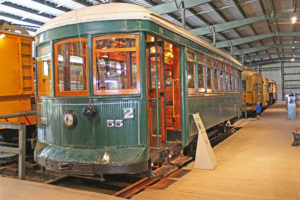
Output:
top-left (54, 38), bottom-right (88, 96)
top-left (93, 34), bottom-right (140, 95)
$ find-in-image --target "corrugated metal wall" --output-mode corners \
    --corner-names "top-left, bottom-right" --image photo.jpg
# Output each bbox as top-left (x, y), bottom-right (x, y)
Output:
top-left (251, 62), bottom-right (300, 101)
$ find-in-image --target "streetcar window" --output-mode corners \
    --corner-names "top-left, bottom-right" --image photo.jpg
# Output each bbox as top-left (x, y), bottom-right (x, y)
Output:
top-left (93, 34), bottom-right (139, 95)
top-left (186, 50), bottom-right (196, 93)
top-left (214, 61), bottom-right (219, 92)
top-left (206, 57), bottom-right (213, 92)
top-left (242, 80), bottom-right (246, 92)
top-left (220, 63), bottom-right (225, 92)
top-left (37, 44), bottom-right (52, 96)
top-left (54, 38), bottom-right (88, 96)
top-left (230, 67), bottom-right (235, 92)
top-left (197, 53), bottom-right (205, 92)
top-left (225, 65), bottom-right (230, 92)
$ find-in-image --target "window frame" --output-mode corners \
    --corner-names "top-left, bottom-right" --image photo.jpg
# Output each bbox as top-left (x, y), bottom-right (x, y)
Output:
top-left (186, 49), bottom-right (196, 94)
top-left (37, 43), bottom-right (52, 97)
top-left (197, 53), bottom-right (205, 93)
top-left (54, 38), bottom-right (89, 97)
top-left (92, 34), bottom-right (140, 95)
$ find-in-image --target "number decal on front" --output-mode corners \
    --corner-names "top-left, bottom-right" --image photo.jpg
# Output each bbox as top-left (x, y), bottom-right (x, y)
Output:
top-left (123, 108), bottom-right (134, 119)
top-left (107, 120), bottom-right (115, 127)
top-left (106, 120), bottom-right (123, 128)
top-left (115, 120), bottom-right (123, 127)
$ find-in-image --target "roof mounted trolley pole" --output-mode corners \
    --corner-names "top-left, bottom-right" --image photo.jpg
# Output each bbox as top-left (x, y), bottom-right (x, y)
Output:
top-left (0, 122), bottom-right (26, 179)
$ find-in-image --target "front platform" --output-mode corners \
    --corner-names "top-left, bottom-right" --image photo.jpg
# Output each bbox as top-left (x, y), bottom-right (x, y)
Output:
top-left (133, 102), bottom-right (300, 200)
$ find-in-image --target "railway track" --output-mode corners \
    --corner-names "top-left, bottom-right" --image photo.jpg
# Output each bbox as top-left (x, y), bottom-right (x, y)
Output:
top-left (0, 126), bottom-right (241, 199)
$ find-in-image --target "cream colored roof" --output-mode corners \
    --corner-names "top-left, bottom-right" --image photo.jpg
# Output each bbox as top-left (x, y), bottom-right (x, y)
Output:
top-left (36, 3), bottom-right (242, 68)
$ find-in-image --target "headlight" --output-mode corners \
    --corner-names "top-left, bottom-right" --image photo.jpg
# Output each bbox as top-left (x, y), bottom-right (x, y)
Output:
top-left (64, 110), bottom-right (77, 128)
top-left (102, 152), bottom-right (110, 164)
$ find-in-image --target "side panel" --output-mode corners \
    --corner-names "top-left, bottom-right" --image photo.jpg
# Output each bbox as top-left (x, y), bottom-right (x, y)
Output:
top-left (187, 94), bottom-right (240, 138)
top-left (37, 97), bottom-right (147, 147)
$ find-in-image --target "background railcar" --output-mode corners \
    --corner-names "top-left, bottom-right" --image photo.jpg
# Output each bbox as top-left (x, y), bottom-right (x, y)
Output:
top-left (269, 80), bottom-right (278, 105)
top-left (34, 3), bottom-right (243, 176)
top-left (242, 68), bottom-right (263, 113)
top-left (0, 21), bottom-right (36, 150)
top-left (262, 76), bottom-right (269, 108)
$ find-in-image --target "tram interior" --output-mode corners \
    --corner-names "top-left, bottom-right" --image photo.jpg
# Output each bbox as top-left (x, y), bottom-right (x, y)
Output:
top-left (146, 35), bottom-right (181, 147)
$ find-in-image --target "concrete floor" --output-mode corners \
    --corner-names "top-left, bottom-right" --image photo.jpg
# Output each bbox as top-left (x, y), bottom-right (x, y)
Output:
top-left (133, 102), bottom-right (300, 200)
top-left (1, 102), bottom-right (299, 200)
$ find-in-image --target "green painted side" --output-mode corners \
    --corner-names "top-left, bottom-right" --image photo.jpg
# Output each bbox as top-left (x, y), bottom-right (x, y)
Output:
top-left (36, 19), bottom-right (242, 70)
top-left (36, 96), bottom-right (149, 164)
top-left (37, 97), bottom-right (147, 147)
top-left (35, 18), bottom-right (243, 166)
top-left (186, 94), bottom-right (241, 139)
top-left (180, 46), bottom-right (189, 146)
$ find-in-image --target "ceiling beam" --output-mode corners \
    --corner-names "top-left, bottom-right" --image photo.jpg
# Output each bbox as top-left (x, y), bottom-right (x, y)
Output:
top-left (150, 0), bottom-right (212, 15)
top-left (32, 0), bottom-right (71, 12)
top-left (0, 12), bottom-right (44, 26)
top-left (190, 13), bottom-right (300, 35)
top-left (1, 1), bottom-right (54, 19)
top-left (231, 43), bottom-right (300, 56)
top-left (216, 32), bottom-right (300, 48)
top-left (72, 0), bottom-right (93, 7)
top-left (244, 58), bottom-right (300, 66)
top-left (244, 51), bottom-right (300, 60)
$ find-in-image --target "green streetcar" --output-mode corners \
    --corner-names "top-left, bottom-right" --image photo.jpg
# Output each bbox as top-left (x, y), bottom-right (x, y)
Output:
top-left (34, 3), bottom-right (243, 176)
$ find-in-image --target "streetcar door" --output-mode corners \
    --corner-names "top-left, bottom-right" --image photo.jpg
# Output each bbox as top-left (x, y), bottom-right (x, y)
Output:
top-left (147, 40), bottom-right (166, 147)
top-left (146, 37), bottom-right (181, 148)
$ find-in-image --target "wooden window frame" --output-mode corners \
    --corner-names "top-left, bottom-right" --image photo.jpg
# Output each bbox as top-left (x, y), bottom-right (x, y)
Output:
top-left (186, 50), bottom-right (196, 94)
top-left (213, 60), bottom-right (219, 93)
top-left (54, 38), bottom-right (89, 97)
top-left (37, 44), bottom-right (52, 97)
top-left (92, 34), bottom-right (140, 95)
top-left (197, 53), bottom-right (205, 93)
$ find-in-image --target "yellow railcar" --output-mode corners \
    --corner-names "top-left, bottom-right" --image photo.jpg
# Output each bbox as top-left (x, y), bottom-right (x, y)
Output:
top-left (0, 22), bottom-right (36, 141)
top-left (262, 76), bottom-right (269, 108)
top-left (269, 80), bottom-right (278, 104)
top-left (242, 68), bottom-right (263, 113)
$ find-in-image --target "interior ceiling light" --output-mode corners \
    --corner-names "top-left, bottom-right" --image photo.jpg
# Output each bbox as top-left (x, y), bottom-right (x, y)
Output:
top-left (292, 16), bottom-right (297, 24)
top-left (0, 34), bottom-right (5, 39)
top-left (291, 58), bottom-right (295, 61)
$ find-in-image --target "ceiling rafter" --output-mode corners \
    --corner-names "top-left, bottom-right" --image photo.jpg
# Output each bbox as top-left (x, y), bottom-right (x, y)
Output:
top-left (231, 43), bottom-right (300, 56)
top-left (216, 32), bottom-right (300, 48)
top-left (190, 13), bottom-right (300, 36)
top-left (245, 51), bottom-right (300, 61)
top-left (150, 0), bottom-right (212, 15)
top-left (1, 1), bottom-right (54, 19)
top-left (244, 58), bottom-right (300, 66)
top-left (257, 0), bottom-right (279, 60)
top-left (0, 12), bottom-right (44, 26)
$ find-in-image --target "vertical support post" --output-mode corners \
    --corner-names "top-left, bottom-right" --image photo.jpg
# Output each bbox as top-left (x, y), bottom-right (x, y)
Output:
top-left (204, 55), bottom-right (207, 93)
top-left (154, 40), bottom-right (160, 148)
top-left (212, 29), bottom-right (216, 46)
top-left (230, 42), bottom-right (233, 56)
top-left (281, 61), bottom-right (285, 100)
top-left (241, 54), bottom-right (244, 64)
top-left (181, 1), bottom-right (185, 29)
top-left (259, 64), bottom-right (262, 74)
top-left (18, 123), bottom-right (26, 180)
